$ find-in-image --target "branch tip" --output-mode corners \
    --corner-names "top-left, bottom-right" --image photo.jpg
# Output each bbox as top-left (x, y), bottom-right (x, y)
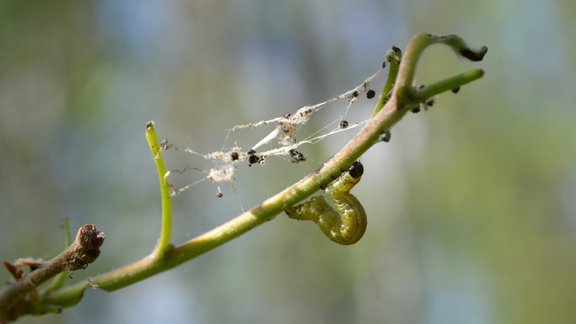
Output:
top-left (459, 46), bottom-right (488, 62)
top-left (0, 224), bottom-right (104, 321)
top-left (69, 224), bottom-right (105, 270)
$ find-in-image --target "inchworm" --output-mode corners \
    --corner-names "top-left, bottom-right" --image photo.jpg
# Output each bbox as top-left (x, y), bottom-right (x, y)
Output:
top-left (285, 162), bottom-right (367, 245)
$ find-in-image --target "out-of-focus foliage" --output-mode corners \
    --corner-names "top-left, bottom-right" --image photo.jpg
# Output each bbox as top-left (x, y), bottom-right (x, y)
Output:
top-left (1, 1), bottom-right (575, 323)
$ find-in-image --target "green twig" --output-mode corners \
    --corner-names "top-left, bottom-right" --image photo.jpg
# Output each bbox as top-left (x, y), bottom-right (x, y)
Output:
top-left (371, 46), bottom-right (401, 117)
top-left (145, 122), bottom-right (173, 256)
top-left (394, 33), bottom-right (487, 107)
top-left (414, 69), bottom-right (484, 101)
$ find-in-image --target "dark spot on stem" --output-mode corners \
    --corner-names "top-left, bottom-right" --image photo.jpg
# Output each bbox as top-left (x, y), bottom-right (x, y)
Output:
top-left (459, 46), bottom-right (488, 61)
top-left (380, 130), bottom-right (392, 142)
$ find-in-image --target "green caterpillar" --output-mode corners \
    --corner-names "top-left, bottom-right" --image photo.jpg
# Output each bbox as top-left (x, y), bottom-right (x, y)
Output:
top-left (285, 162), bottom-right (367, 245)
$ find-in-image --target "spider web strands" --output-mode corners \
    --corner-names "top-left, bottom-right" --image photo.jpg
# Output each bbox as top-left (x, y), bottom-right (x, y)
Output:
top-left (165, 115), bottom-right (366, 196)
top-left (166, 117), bottom-right (366, 196)
top-left (255, 119), bottom-right (368, 159)
top-left (228, 68), bottom-right (383, 151)
top-left (165, 163), bottom-right (236, 196)
top-left (167, 66), bottom-right (383, 196)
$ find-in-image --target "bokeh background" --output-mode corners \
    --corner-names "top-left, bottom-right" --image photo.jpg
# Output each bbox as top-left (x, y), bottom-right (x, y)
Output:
top-left (1, 0), bottom-right (575, 323)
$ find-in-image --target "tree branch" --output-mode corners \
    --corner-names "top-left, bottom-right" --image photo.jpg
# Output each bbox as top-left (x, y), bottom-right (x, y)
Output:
top-left (0, 225), bottom-right (104, 321)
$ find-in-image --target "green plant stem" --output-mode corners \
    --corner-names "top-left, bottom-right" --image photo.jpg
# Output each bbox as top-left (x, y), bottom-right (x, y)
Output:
top-left (145, 122), bottom-right (173, 256)
top-left (37, 33), bottom-right (487, 316)
top-left (394, 33), bottom-right (487, 105)
top-left (415, 69), bottom-right (484, 101)
top-left (371, 47), bottom-right (401, 117)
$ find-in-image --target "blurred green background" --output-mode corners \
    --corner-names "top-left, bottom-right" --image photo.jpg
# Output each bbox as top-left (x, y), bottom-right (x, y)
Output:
top-left (1, 0), bottom-right (575, 323)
